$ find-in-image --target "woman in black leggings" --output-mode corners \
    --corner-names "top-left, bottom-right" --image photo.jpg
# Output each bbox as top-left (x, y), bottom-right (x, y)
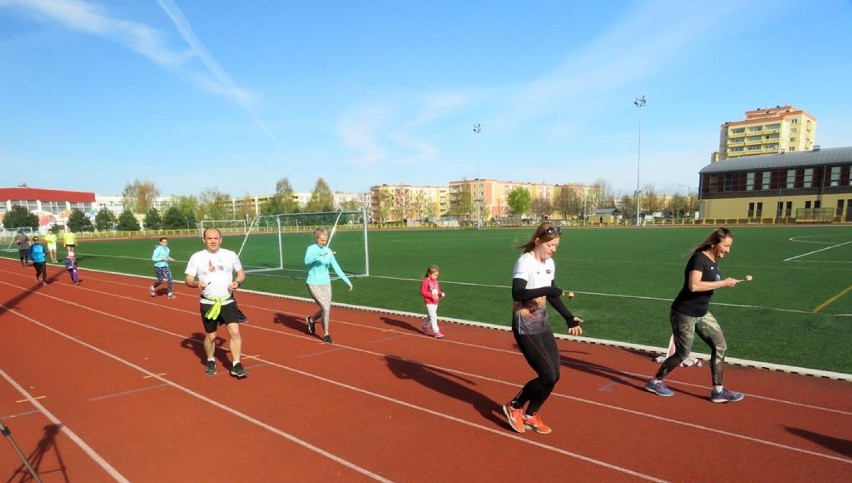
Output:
top-left (502, 223), bottom-right (584, 435)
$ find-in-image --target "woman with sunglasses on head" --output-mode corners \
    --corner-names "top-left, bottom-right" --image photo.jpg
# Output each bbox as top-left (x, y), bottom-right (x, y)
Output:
top-left (503, 223), bottom-right (583, 435)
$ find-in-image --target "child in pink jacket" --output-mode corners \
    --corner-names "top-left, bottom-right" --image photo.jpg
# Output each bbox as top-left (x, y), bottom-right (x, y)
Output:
top-left (420, 265), bottom-right (446, 339)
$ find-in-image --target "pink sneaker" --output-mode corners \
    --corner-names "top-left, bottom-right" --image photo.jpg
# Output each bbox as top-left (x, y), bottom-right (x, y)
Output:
top-left (433, 331), bottom-right (444, 339)
top-left (420, 323), bottom-right (432, 335)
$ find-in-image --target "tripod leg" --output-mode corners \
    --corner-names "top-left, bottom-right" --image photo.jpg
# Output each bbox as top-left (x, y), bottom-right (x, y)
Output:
top-left (0, 419), bottom-right (43, 483)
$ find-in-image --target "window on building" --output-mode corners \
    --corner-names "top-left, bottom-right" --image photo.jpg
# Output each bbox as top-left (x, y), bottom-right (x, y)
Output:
top-left (747, 202), bottom-right (755, 218)
top-left (830, 166), bottom-right (840, 187)
top-left (731, 146), bottom-right (744, 152)
top-left (805, 200), bottom-right (812, 209)
top-left (747, 135), bottom-right (762, 142)
top-left (747, 145), bottom-right (761, 151)
top-left (776, 201), bottom-right (784, 217)
top-left (786, 201), bottom-right (792, 217)
top-left (746, 172), bottom-right (755, 191)
top-left (804, 168), bottom-right (814, 188)
top-left (791, 119), bottom-right (798, 124)
top-left (786, 169), bottom-right (796, 189)
top-left (732, 127), bottom-right (745, 134)
top-left (766, 123), bottom-right (781, 130)
top-left (791, 127), bottom-right (798, 133)
top-left (748, 126), bottom-right (763, 132)
top-left (761, 172), bottom-right (770, 190)
top-left (11, 200), bottom-right (39, 211)
top-left (815, 200), bottom-right (821, 209)
top-left (790, 146), bottom-right (796, 151)
top-left (765, 133), bottom-right (780, 140)
top-left (724, 173), bottom-right (733, 192)
top-left (837, 199), bottom-right (845, 216)
top-left (756, 202), bottom-right (763, 217)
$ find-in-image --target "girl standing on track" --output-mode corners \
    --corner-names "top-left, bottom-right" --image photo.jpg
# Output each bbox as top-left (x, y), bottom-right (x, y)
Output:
top-left (503, 223), bottom-right (583, 435)
top-left (304, 227), bottom-right (353, 345)
top-left (420, 264), bottom-right (446, 339)
top-left (645, 227), bottom-right (744, 403)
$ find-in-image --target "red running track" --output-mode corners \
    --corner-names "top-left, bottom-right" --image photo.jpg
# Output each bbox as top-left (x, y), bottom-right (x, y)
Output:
top-left (0, 259), bottom-right (850, 482)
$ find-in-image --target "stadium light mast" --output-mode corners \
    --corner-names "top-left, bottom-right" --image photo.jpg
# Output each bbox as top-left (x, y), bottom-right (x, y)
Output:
top-left (634, 95), bottom-right (646, 226)
top-left (473, 123), bottom-right (482, 229)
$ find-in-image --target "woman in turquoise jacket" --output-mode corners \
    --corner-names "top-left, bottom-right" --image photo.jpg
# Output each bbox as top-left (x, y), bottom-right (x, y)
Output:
top-left (304, 227), bottom-right (353, 344)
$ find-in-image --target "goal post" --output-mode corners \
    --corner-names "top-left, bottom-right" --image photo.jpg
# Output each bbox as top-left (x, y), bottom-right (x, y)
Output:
top-left (198, 219), bottom-right (248, 236)
top-left (238, 209), bottom-right (369, 279)
top-left (1, 227), bottom-right (36, 252)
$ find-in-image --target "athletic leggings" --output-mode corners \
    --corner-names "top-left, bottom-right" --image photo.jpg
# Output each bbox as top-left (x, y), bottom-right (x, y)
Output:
top-left (510, 326), bottom-right (560, 415)
top-left (655, 309), bottom-right (728, 386)
top-left (307, 283), bottom-right (332, 334)
top-left (33, 262), bottom-right (47, 282)
top-left (153, 266), bottom-right (174, 293)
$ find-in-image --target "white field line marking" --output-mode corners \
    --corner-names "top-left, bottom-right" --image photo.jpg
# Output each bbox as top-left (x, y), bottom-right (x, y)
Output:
top-left (0, 368), bottom-right (130, 482)
top-left (785, 240), bottom-right (852, 262)
top-left (2, 291), bottom-right (665, 481)
top-left (1, 307), bottom-right (392, 483)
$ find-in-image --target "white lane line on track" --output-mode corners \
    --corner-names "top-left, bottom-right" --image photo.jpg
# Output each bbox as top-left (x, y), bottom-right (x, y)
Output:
top-left (8, 283), bottom-right (852, 470)
top-left (2, 285), bottom-right (666, 482)
top-left (0, 367), bottom-right (130, 482)
top-left (1, 304), bottom-right (393, 483)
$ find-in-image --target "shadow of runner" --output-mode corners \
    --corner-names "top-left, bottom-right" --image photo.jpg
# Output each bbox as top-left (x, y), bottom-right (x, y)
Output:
top-left (384, 355), bottom-right (507, 429)
top-left (380, 316), bottom-right (422, 335)
top-left (180, 333), bottom-right (229, 371)
top-left (273, 312), bottom-right (314, 337)
top-left (786, 426), bottom-right (852, 458)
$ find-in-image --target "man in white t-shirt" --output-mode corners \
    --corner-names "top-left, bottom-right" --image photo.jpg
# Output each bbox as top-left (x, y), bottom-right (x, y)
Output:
top-left (184, 228), bottom-right (248, 378)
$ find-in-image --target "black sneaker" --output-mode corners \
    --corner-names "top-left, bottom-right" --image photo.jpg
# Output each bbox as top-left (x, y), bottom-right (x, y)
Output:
top-left (322, 335), bottom-right (334, 345)
top-left (306, 316), bottom-right (315, 335)
top-left (238, 310), bottom-right (248, 322)
top-left (230, 362), bottom-right (247, 378)
top-left (205, 360), bottom-right (216, 376)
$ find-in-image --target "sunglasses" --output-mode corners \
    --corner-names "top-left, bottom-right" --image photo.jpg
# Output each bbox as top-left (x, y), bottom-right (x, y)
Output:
top-left (545, 226), bottom-right (562, 235)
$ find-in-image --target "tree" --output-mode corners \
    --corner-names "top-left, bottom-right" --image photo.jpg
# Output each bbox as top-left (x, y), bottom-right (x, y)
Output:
top-left (144, 207), bottom-right (163, 230)
top-left (94, 207), bottom-right (117, 231)
top-left (306, 178), bottom-right (334, 212)
top-left (1, 205), bottom-right (39, 230)
top-left (122, 179), bottom-right (160, 214)
top-left (507, 187), bottom-right (531, 218)
top-left (67, 209), bottom-right (94, 232)
top-left (116, 210), bottom-right (141, 231)
top-left (376, 190), bottom-right (394, 224)
top-left (555, 186), bottom-right (583, 220)
top-left (448, 182), bottom-right (473, 218)
top-left (171, 195), bottom-right (199, 227)
top-left (531, 196), bottom-right (554, 221)
top-left (197, 188), bottom-right (230, 220)
top-left (643, 184), bottom-right (664, 215)
top-left (162, 206), bottom-right (188, 230)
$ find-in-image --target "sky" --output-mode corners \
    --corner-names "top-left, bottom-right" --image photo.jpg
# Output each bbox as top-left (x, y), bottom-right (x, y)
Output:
top-left (2, 0), bottom-right (851, 199)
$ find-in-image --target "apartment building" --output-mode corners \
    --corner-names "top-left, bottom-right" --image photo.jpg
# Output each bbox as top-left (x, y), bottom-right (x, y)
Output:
top-left (718, 105), bottom-right (816, 160)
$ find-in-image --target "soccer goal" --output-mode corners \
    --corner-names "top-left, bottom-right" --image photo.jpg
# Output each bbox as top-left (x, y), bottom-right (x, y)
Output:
top-left (238, 210), bottom-right (369, 279)
top-left (198, 219), bottom-right (248, 236)
top-left (1, 227), bottom-right (36, 252)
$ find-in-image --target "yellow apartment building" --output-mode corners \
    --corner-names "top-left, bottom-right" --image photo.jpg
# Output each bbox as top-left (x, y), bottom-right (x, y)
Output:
top-left (718, 105), bottom-right (816, 160)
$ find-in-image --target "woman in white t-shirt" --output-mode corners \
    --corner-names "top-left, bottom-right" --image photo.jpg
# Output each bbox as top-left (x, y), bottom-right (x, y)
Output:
top-left (502, 223), bottom-right (583, 435)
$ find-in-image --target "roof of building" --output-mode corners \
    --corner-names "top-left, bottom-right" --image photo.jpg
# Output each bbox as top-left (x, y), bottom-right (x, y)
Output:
top-left (0, 187), bottom-right (96, 202)
top-left (699, 146), bottom-right (852, 174)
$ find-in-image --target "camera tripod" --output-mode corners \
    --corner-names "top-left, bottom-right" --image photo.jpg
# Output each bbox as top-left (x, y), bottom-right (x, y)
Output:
top-left (0, 418), bottom-right (42, 482)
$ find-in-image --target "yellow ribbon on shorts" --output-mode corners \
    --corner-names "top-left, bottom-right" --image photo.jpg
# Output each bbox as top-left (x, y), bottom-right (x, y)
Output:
top-left (203, 294), bottom-right (232, 320)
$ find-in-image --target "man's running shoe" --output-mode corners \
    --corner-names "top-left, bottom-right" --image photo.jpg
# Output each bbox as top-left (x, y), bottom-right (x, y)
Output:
top-left (502, 403), bottom-right (526, 433)
top-left (230, 362), bottom-right (248, 378)
top-left (710, 387), bottom-right (744, 403)
top-left (205, 360), bottom-right (216, 376)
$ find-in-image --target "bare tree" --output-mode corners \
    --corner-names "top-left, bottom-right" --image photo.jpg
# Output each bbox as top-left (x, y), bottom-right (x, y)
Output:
top-left (122, 179), bottom-right (160, 214)
top-left (198, 187), bottom-right (230, 220)
top-left (531, 196), bottom-right (554, 221)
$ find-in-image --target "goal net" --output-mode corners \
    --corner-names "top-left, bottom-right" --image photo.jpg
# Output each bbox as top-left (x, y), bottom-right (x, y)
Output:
top-left (1, 227), bottom-right (36, 252)
top-left (198, 219), bottom-right (248, 236)
top-left (238, 210), bottom-right (369, 279)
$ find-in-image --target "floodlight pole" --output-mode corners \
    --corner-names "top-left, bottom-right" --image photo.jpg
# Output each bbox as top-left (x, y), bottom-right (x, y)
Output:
top-left (473, 123), bottom-right (482, 229)
top-left (634, 95), bottom-right (646, 226)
